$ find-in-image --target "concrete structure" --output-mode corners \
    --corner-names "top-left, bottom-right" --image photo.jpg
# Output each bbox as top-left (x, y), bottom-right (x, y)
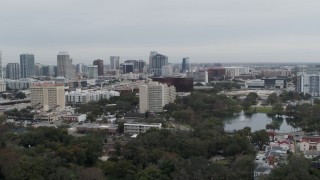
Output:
top-left (225, 67), bottom-right (240, 79)
top-left (34, 63), bottom-right (43, 76)
top-left (152, 77), bottom-right (193, 92)
top-left (6, 63), bottom-right (20, 79)
top-left (65, 88), bottom-right (120, 105)
top-left (62, 114), bottom-right (87, 122)
top-left (161, 65), bottom-right (173, 77)
top-left (139, 81), bottom-right (176, 113)
top-left (42, 65), bottom-right (55, 77)
top-left (30, 84), bottom-right (65, 111)
top-left (75, 63), bottom-right (87, 76)
top-left (20, 54), bottom-right (35, 78)
top-left (93, 59), bottom-right (104, 76)
top-left (262, 69), bottom-right (291, 77)
top-left (207, 67), bottom-right (225, 81)
top-left (297, 72), bottom-right (320, 96)
top-left (181, 57), bottom-right (190, 73)
top-left (110, 56), bottom-right (120, 70)
top-left (0, 80), bottom-right (5, 92)
top-left (150, 54), bottom-right (168, 76)
top-left (57, 52), bottom-right (75, 79)
top-left (245, 79), bottom-right (265, 89)
top-left (148, 51), bottom-right (157, 70)
top-left (138, 60), bottom-right (146, 73)
top-left (192, 71), bottom-right (208, 83)
top-left (5, 79), bottom-right (36, 90)
top-left (121, 63), bottom-right (134, 74)
top-left (87, 65), bottom-right (98, 79)
top-left (124, 123), bottom-right (162, 134)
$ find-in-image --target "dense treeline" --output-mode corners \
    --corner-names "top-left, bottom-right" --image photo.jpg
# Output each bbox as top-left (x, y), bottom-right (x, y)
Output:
top-left (262, 155), bottom-right (320, 180)
top-left (0, 126), bottom-right (104, 179)
top-left (102, 118), bottom-right (256, 179)
top-left (165, 90), bottom-right (242, 125)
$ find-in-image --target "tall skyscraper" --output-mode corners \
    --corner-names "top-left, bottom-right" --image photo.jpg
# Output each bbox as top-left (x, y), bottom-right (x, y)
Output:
top-left (110, 56), bottom-right (120, 70)
top-left (93, 59), bottom-right (104, 76)
top-left (150, 54), bottom-right (168, 76)
top-left (181, 57), bottom-right (190, 73)
top-left (149, 51), bottom-right (157, 69)
top-left (57, 52), bottom-right (75, 79)
top-left (138, 60), bottom-right (146, 73)
top-left (20, 54), bottom-right (35, 78)
top-left (6, 63), bottom-right (20, 79)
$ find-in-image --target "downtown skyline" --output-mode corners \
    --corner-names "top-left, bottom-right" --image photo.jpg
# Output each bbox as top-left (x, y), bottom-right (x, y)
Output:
top-left (1, 0), bottom-right (320, 64)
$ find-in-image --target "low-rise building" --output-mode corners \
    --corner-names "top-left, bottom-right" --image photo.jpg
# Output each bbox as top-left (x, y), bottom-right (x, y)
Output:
top-left (65, 88), bottom-right (120, 105)
top-left (124, 123), bottom-right (162, 134)
top-left (61, 114), bottom-right (86, 122)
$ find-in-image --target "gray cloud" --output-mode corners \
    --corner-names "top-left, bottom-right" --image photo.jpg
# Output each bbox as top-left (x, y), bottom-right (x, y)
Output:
top-left (1, 0), bottom-right (320, 64)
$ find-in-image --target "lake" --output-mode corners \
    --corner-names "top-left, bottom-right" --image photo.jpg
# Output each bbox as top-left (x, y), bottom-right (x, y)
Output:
top-left (224, 111), bottom-right (297, 133)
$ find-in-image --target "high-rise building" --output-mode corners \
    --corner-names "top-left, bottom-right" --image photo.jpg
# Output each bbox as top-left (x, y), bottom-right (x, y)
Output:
top-left (110, 56), bottom-right (120, 70)
top-left (43, 65), bottom-right (56, 77)
top-left (149, 51), bottom-right (157, 69)
top-left (34, 63), bottom-right (43, 76)
top-left (86, 65), bottom-right (98, 79)
top-left (139, 81), bottom-right (176, 113)
top-left (138, 60), bottom-right (146, 73)
top-left (181, 57), bottom-right (190, 73)
top-left (30, 84), bottom-right (65, 111)
top-left (121, 63), bottom-right (134, 74)
top-left (161, 65), bottom-right (173, 77)
top-left (20, 54), bottom-right (35, 78)
top-left (93, 59), bottom-right (104, 76)
top-left (150, 54), bottom-right (168, 76)
top-left (6, 63), bottom-right (20, 80)
top-left (297, 72), bottom-right (320, 97)
top-left (57, 52), bottom-right (75, 79)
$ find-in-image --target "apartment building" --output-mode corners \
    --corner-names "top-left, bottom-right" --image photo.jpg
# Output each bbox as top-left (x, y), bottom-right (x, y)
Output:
top-left (297, 72), bottom-right (320, 96)
top-left (139, 81), bottom-right (176, 113)
top-left (30, 83), bottom-right (65, 111)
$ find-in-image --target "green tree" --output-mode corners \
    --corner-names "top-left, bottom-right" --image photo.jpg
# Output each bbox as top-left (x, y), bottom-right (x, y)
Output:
top-left (267, 93), bottom-right (278, 105)
top-left (15, 92), bottom-right (26, 99)
top-left (272, 103), bottom-right (284, 117)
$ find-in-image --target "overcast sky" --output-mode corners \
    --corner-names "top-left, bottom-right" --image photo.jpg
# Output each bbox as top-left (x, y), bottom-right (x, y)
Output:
top-left (1, 0), bottom-right (320, 65)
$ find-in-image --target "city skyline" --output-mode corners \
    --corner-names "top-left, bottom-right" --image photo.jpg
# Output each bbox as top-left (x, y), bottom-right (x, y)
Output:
top-left (2, 0), bottom-right (320, 64)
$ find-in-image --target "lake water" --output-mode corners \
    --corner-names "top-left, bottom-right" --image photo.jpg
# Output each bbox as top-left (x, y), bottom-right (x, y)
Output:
top-left (224, 111), bottom-right (296, 133)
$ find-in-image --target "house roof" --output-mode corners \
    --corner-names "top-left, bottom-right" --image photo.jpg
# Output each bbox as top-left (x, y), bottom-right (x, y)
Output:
top-left (301, 136), bottom-right (320, 143)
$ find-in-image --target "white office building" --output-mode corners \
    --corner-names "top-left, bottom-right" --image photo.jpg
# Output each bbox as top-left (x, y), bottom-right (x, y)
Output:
top-left (65, 88), bottom-right (120, 105)
top-left (124, 123), bottom-right (162, 134)
top-left (139, 81), bottom-right (176, 113)
top-left (297, 72), bottom-right (320, 96)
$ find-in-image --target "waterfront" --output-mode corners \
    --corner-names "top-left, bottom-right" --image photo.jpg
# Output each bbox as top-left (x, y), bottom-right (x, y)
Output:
top-left (224, 111), bottom-right (296, 133)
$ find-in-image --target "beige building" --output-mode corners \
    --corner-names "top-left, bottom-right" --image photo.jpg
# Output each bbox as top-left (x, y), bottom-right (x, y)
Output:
top-left (139, 81), bottom-right (176, 113)
top-left (31, 84), bottom-right (65, 111)
top-left (124, 123), bottom-right (162, 134)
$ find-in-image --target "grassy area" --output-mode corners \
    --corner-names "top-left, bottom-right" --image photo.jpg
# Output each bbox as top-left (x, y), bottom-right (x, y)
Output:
top-left (244, 106), bottom-right (273, 114)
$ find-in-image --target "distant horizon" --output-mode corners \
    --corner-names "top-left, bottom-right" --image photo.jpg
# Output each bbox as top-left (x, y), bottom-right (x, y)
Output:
top-left (1, 51), bottom-right (320, 66)
top-left (2, 1), bottom-right (320, 65)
